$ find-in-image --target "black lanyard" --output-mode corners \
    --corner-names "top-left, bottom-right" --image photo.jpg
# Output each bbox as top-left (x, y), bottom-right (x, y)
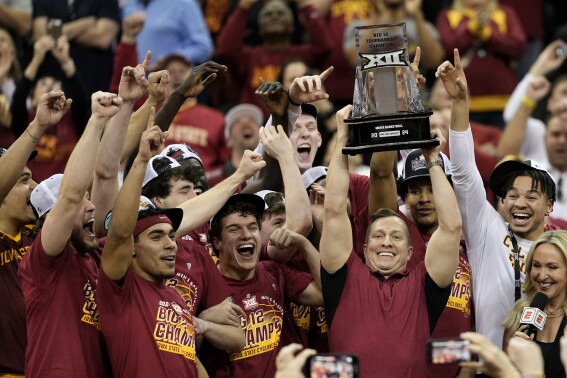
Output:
top-left (508, 225), bottom-right (522, 302)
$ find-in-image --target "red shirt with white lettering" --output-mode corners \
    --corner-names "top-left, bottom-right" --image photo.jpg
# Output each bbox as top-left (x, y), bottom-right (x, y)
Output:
top-left (0, 228), bottom-right (33, 374)
top-left (96, 267), bottom-right (197, 377)
top-left (200, 261), bottom-right (312, 378)
top-left (18, 232), bottom-right (111, 377)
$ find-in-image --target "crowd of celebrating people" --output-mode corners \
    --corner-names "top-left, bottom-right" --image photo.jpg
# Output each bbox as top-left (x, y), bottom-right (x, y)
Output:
top-left (1, 0), bottom-right (567, 377)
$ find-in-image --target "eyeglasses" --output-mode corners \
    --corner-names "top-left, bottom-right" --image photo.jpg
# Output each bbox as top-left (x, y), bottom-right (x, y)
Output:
top-left (264, 192), bottom-right (285, 210)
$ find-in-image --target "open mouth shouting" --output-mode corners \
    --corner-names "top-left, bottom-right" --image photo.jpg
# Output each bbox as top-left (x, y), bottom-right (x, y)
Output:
top-left (297, 143), bottom-right (311, 160)
top-left (237, 243), bottom-right (255, 258)
top-left (83, 218), bottom-right (96, 238)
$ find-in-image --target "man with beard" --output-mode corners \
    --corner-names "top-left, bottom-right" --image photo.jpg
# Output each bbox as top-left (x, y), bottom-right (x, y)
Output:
top-left (0, 90), bottom-right (71, 376)
top-left (96, 120), bottom-right (200, 377)
top-left (18, 91), bottom-right (122, 377)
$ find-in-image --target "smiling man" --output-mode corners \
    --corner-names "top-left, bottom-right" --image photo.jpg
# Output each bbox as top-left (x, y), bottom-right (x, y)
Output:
top-left (320, 105), bottom-right (461, 377)
top-left (201, 193), bottom-right (323, 378)
top-left (439, 48), bottom-right (557, 350)
top-left (97, 121), bottom-right (199, 377)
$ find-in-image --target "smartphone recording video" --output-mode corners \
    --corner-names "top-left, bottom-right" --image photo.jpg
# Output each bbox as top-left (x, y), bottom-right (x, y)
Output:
top-left (46, 19), bottom-right (63, 40)
top-left (305, 354), bottom-right (359, 378)
top-left (427, 338), bottom-right (475, 365)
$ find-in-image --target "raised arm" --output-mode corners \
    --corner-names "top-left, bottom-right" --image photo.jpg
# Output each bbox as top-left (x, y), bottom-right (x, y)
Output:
top-left (241, 80), bottom-right (290, 194)
top-left (175, 150), bottom-right (265, 237)
top-left (41, 92), bottom-right (120, 257)
top-left (0, 5), bottom-right (31, 36)
top-left (422, 129), bottom-right (461, 287)
top-left (320, 105), bottom-right (353, 273)
top-left (0, 91), bottom-right (70, 202)
top-left (368, 151), bottom-right (399, 215)
top-left (497, 76), bottom-right (550, 158)
top-left (92, 61), bottom-right (149, 236)
top-left (154, 60), bottom-right (227, 132)
top-left (102, 110), bottom-right (165, 281)
top-left (261, 125), bottom-right (312, 235)
top-left (436, 49), bottom-right (469, 133)
top-left (121, 65), bottom-right (169, 163)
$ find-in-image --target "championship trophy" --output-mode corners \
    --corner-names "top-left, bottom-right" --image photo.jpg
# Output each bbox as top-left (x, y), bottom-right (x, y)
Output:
top-left (342, 22), bottom-right (437, 155)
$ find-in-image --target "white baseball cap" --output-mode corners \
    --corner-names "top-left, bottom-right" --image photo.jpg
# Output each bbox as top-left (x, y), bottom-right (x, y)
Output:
top-left (30, 174), bottom-right (63, 218)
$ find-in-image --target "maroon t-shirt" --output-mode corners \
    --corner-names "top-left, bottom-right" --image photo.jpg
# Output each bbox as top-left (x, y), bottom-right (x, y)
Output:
top-left (167, 238), bottom-right (232, 316)
top-left (96, 267), bottom-right (197, 378)
top-left (201, 261), bottom-right (313, 377)
top-left (285, 254), bottom-right (329, 352)
top-left (323, 252), bottom-right (449, 377)
top-left (18, 232), bottom-right (111, 377)
top-left (349, 173), bottom-right (370, 260)
top-left (393, 212), bottom-right (473, 377)
top-left (0, 228), bottom-right (32, 374)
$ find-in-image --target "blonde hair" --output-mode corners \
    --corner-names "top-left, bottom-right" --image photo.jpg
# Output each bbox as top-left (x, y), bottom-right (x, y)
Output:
top-left (503, 231), bottom-right (567, 333)
top-left (453, 0), bottom-right (498, 13)
top-left (0, 28), bottom-right (21, 82)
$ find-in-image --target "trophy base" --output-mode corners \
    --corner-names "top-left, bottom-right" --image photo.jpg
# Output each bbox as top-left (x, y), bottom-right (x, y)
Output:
top-left (342, 110), bottom-right (437, 155)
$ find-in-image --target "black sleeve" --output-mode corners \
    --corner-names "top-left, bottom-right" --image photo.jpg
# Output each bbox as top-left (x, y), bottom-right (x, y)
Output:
top-left (321, 263), bottom-right (348, 329)
top-left (10, 77), bottom-right (34, 136)
top-left (425, 274), bottom-right (452, 334)
top-left (63, 72), bottom-right (91, 133)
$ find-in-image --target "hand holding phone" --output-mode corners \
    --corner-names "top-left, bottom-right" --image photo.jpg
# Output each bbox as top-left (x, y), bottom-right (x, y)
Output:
top-left (46, 19), bottom-right (63, 41)
top-left (304, 354), bottom-right (359, 378)
top-left (427, 338), bottom-right (476, 365)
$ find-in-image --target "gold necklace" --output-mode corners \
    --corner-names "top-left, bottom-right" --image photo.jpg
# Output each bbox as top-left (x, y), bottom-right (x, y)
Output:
top-left (545, 307), bottom-right (565, 319)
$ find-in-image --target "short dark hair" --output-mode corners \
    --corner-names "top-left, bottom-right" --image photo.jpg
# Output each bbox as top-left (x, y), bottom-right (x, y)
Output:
top-left (365, 208), bottom-right (412, 245)
top-left (209, 201), bottom-right (263, 256)
top-left (500, 170), bottom-right (556, 204)
top-left (141, 158), bottom-right (192, 199)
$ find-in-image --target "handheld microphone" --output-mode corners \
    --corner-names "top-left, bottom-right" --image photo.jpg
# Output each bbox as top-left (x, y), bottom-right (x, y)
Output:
top-left (519, 292), bottom-right (549, 337)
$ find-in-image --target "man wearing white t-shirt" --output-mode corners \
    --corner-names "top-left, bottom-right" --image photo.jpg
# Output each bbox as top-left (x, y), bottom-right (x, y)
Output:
top-left (437, 49), bottom-right (557, 349)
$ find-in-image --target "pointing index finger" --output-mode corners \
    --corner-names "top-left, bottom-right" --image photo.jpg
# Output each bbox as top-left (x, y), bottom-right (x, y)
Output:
top-left (320, 66), bottom-right (334, 81)
top-left (453, 48), bottom-right (462, 71)
top-left (142, 51), bottom-right (152, 72)
top-left (412, 46), bottom-right (421, 67)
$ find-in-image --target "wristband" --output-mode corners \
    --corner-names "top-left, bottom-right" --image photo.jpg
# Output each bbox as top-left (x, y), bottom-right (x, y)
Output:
top-left (288, 93), bottom-right (301, 107)
top-left (425, 159), bottom-right (443, 170)
top-left (522, 97), bottom-right (536, 110)
top-left (25, 129), bottom-right (39, 143)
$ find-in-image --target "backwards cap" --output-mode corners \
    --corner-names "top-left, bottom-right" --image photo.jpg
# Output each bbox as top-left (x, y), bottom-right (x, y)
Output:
top-left (143, 155), bottom-right (182, 188)
top-left (30, 174), bottom-right (63, 218)
top-left (159, 144), bottom-right (203, 165)
top-left (302, 166), bottom-right (328, 189)
top-left (489, 159), bottom-right (554, 198)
